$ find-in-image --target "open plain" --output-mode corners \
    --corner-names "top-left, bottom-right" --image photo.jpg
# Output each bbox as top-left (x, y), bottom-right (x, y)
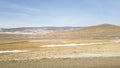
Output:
top-left (0, 24), bottom-right (120, 68)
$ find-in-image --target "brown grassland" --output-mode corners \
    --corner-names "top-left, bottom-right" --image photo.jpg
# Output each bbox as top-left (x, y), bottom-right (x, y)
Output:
top-left (0, 24), bottom-right (120, 68)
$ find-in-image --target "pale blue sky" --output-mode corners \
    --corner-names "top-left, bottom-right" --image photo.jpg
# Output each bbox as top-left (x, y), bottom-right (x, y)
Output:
top-left (0, 0), bottom-right (120, 28)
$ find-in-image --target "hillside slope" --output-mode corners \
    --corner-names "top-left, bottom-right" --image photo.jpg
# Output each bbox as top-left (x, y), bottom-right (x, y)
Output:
top-left (47, 24), bottom-right (120, 39)
top-left (0, 24), bottom-right (120, 40)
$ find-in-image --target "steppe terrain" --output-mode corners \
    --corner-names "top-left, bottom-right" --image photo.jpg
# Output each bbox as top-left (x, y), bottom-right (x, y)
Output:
top-left (0, 24), bottom-right (120, 68)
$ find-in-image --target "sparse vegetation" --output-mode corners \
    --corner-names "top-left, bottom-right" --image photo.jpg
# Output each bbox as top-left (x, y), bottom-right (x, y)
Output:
top-left (0, 24), bottom-right (120, 68)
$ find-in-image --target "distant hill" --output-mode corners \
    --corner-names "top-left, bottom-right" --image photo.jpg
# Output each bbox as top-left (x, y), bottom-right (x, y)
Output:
top-left (0, 27), bottom-right (82, 35)
top-left (0, 24), bottom-right (120, 40)
top-left (1, 27), bottom-right (82, 32)
top-left (47, 24), bottom-right (120, 39)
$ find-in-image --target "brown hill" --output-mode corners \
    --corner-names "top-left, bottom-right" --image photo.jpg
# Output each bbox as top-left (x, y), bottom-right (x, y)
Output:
top-left (0, 24), bottom-right (120, 40)
top-left (48, 24), bottom-right (120, 39)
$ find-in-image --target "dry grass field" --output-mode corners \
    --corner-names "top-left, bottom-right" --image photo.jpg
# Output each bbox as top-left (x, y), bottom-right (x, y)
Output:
top-left (0, 24), bottom-right (120, 68)
top-left (0, 57), bottom-right (120, 68)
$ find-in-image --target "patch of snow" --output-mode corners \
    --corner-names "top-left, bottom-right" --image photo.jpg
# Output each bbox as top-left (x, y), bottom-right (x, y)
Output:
top-left (111, 40), bottom-right (120, 43)
top-left (40, 40), bottom-right (120, 47)
top-left (0, 29), bottom-right (51, 34)
top-left (0, 50), bottom-right (28, 53)
top-left (0, 32), bottom-right (35, 34)
top-left (48, 53), bottom-right (120, 58)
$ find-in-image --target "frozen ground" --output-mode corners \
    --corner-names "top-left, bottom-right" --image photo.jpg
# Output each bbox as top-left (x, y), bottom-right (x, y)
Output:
top-left (0, 50), bottom-right (28, 53)
top-left (48, 53), bottom-right (120, 58)
top-left (0, 30), bottom-right (50, 34)
top-left (40, 40), bottom-right (120, 47)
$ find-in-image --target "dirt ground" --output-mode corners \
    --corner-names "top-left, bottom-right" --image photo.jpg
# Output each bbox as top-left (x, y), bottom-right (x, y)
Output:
top-left (0, 57), bottom-right (120, 68)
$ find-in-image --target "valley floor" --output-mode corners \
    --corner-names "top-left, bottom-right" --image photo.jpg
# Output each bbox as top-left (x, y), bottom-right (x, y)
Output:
top-left (0, 39), bottom-right (120, 68)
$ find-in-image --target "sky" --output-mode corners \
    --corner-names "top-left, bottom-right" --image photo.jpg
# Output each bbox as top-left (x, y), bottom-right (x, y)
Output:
top-left (0, 0), bottom-right (120, 28)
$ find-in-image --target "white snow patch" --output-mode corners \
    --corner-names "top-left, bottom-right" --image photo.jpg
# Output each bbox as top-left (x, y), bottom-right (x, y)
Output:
top-left (48, 53), bottom-right (120, 58)
top-left (111, 40), bottom-right (120, 43)
top-left (40, 40), bottom-right (120, 47)
top-left (0, 50), bottom-right (28, 53)
top-left (0, 32), bottom-right (35, 34)
top-left (0, 30), bottom-right (51, 34)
